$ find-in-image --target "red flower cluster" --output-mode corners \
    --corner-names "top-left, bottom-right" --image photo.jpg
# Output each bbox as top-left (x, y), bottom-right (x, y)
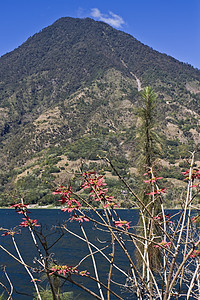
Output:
top-left (69, 215), bottom-right (89, 222)
top-left (53, 185), bottom-right (81, 212)
top-left (61, 199), bottom-right (81, 213)
top-left (144, 177), bottom-right (163, 184)
top-left (146, 188), bottom-right (167, 196)
top-left (143, 171), bottom-right (151, 176)
top-left (9, 202), bottom-right (40, 230)
top-left (50, 264), bottom-right (89, 277)
top-left (82, 173), bottom-right (108, 201)
top-left (82, 172), bottom-right (117, 207)
top-left (114, 220), bottom-right (131, 229)
top-left (1, 229), bottom-right (19, 236)
top-left (79, 270), bottom-right (90, 276)
top-left (82, 172), bottom-right (107, 189)
top-left (182, 169), bottom-right (200, 181)
top-left (104, 202), bottom-right (119, 209)
top-left (9, 203), bottom-right (30, 214)
top-left (19, 217), bottom-right (40, 228)
top-left (50, 264), bottom-right (78, 276)
top-left (153, 240), bottom-right (171, 249)
top-left (190, 182), bottom-right (200, 188)
top-left (53, 185), bottom-right (73, 204)
top-left (190, 249), bottom-right (200, 258)
top-left (154, 214), bottom-right (172, 223)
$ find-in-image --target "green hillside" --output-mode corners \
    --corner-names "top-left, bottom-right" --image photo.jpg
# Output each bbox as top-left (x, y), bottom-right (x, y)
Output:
top-left (0, 17), bottom-right (200, 206)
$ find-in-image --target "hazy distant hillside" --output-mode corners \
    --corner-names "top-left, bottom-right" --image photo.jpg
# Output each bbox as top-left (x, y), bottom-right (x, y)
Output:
top-left (0, 17), bottom-right (200, 206)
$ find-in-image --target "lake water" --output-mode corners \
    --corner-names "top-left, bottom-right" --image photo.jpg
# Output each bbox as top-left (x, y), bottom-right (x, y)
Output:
top-left (0, 209), bottom-right (140, 299)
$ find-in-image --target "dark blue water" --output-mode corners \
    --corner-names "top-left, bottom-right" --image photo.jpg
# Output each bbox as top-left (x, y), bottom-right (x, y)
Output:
top-left (0, 209), bottom-right (140, 299)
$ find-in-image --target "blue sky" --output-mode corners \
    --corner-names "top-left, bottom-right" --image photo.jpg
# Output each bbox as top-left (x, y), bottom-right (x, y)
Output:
top-left (0, 0), bottom-right (200, 69)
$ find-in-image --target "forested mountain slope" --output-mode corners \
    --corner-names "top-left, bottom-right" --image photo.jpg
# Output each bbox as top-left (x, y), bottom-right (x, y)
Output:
top-left (0, 17), bottom-right (200, 206)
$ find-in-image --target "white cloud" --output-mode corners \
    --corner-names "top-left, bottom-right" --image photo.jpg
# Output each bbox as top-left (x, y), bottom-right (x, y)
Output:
top-left (91, 8), bottom-right (125, 28)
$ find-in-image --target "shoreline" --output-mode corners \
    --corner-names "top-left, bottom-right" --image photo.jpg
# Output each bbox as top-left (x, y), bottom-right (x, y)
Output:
top-left (0, 205), bottom-right (182, 210)
top-left (0, 204), bottom-right (60, 209)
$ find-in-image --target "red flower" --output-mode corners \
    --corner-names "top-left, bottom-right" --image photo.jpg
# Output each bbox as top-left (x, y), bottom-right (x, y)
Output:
top-left (91, 188), bottom-right (109, 201)
top-left (53, 186), bottom-right (74, 205)
top-left (53, 185), bottom-right (72, 195)
top-left (19, 218), bottom-right (40, 227)
top-left (50, 265), bottom-right (78, 276)
top-left (79, 270), bottom-right (90, 276)
top-left (58, 196), bottom-right (68, 205)
top-left (70, 215), bottom-right (89, 222)
top-left (190, 249), bottom-right (200, 258)
top-left (53, 186), bottom-right (72, 204)
top-left (144, 177), bottom-right (163, 184)
top-left (9, 203), bottom-right (30, 214)
top-left (114, 220), bottom-right (131, 229)
top-left (9, 203), bottom-right (28, 209)
top-left (154, 240), bottom-right (171, 249)
top-left (190, 182), bottom-right (200, 188)
top-left (31, 279), bottom-right (41, 282)
top-left (191, 215), bottom-right (200, 223)
top-left (146, 188), bottom-right (167, 195)
top-left (61, 199), bottom-right (81, 212)
top-left (143, 171), bottom-right (151, 176)
top-left (82, 174), bottom-right (107, 190)
top-left (82, 171), bottom-right (96, 177)
top-left (154, 214), bottom-right (172, 223)
top-left (182, 169), bottom-right (200, 181)
top-left (49, 264), bottom-right (88, 277)
top-left (1, 229), bottom-right (19, 236)
top-left (104, 202), bottom-right (119, 209)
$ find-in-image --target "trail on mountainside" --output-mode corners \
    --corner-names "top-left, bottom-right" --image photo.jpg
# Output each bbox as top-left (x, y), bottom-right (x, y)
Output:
top-left (120, 58), bottom-right (142, 92)
top-left (102, 30), bottom-right (142, 92)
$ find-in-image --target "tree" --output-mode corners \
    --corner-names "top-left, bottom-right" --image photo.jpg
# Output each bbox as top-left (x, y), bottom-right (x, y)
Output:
top-left (136, 86), bottom-right (161, 171)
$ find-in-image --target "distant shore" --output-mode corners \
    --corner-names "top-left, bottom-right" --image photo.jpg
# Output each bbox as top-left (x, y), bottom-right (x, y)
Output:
top-left (0, 204), bottom-right (60, 209)
top-left (0, 205), bottom-right (181, 210)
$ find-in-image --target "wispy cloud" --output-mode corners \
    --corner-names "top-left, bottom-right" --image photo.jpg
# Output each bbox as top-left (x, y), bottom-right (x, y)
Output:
top-left (90, 8), bottom-right (125, 28)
